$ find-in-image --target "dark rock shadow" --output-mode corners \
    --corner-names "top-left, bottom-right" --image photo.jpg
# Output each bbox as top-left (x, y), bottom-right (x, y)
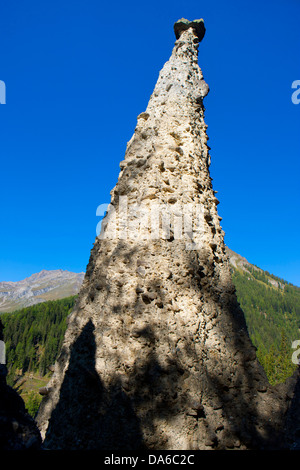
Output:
top-left (41, 240), bottom-right (300, 450)
top-left (43, 320), bottom-right (145, 450)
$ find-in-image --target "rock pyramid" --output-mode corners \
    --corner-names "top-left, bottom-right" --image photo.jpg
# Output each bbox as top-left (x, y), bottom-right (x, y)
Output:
top-left (37, 19), bottom-right (299, 450)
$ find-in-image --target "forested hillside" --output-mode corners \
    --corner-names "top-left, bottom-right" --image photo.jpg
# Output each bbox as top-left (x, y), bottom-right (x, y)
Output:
top-left (1, 296), bottom-right (77, 384)
top-left (231, 265), bottom-right (300, 384)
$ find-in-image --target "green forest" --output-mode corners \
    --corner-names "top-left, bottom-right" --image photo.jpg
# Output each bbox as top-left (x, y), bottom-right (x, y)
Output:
top-left (1, 264), bottom-right (300, 417)
top-left (231, 265), bottom-right (300, 385)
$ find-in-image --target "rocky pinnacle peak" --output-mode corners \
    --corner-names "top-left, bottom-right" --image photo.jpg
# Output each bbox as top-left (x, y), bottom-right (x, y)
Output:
top-left (36, 19), bottom-right (300, 451)
top-left (174, 18), bottom-right (206, 41)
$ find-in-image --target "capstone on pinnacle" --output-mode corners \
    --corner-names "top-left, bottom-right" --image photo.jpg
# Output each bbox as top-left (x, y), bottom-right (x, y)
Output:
top-left (174, 18), bottom-right (206, 41)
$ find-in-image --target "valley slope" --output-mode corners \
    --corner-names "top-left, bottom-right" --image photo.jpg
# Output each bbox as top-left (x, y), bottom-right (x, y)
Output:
top-left (0, 270), bottom-right (84, 313)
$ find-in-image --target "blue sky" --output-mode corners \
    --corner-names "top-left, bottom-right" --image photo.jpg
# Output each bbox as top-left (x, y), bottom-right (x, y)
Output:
top-left (0, 0), bottom-right (299, 285)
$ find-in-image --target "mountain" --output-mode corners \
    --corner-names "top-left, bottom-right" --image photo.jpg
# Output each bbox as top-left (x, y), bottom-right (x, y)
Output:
top-left (226, 247), bottom-right (300, 346)
top-left (0, 270), bottom-right (85, 313)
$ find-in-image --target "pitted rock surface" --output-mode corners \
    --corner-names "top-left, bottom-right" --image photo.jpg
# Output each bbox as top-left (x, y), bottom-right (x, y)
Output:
top-left (36, 19), bottom-right (300, 450)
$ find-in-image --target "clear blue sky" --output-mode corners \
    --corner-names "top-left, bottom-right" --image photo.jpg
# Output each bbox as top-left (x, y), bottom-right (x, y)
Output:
top-left (0, 0), bottom-right (299, 286)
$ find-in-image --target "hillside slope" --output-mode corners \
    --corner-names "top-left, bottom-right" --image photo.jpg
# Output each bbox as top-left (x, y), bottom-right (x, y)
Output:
top-left (227, 247), bottom-right (300, 384)
top-left (1, 250), bottom-right (299, 417)
top-left (0, 270), bottom-right (84, 313)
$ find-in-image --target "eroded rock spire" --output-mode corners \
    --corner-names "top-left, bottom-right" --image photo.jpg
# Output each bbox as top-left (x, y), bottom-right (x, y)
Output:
top-left (36, 19), bottom-right (299, 450)
top-left (174, 18), bottom-right (206, 41)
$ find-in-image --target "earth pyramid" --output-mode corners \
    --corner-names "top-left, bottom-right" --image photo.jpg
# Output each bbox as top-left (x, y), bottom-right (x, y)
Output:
top-left (37, 19), bottom-right (299, 450)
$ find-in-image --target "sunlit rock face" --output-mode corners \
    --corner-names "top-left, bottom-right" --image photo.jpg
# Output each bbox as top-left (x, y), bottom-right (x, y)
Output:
top-left (36, 19), bottom-right (299, 450)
